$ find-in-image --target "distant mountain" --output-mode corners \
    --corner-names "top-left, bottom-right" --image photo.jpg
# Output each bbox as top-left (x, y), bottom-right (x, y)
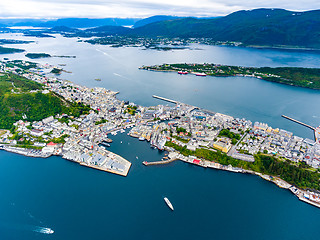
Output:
top-left (133, 15), bottom-right (182, 28)
top-left (130, 9), bottom-right (320, 48)
top-left (86, 25), bottom-right (132, 35)
top-left (0, 18), bottom-right (141, 28)
top-left (39, 18), bottom-right (140, 28)
top-left (50, 26), bottom-right (78, 32)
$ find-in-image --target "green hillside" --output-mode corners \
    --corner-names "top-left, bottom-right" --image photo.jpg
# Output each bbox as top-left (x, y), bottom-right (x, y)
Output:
top-left (0, 73), bottom-right (90, 129)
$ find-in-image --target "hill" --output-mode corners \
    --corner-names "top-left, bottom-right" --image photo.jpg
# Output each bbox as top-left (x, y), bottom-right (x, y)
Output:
top-left (86, 25), bottom-right (132, 35)
top-left (0, 72), bottom-right (89, 129)
top-left (133, 15), bottom-right (182, 28)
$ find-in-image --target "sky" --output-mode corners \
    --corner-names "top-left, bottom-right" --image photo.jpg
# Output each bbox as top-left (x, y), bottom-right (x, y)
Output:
top-left (0, 0), bottom-right (319, 18)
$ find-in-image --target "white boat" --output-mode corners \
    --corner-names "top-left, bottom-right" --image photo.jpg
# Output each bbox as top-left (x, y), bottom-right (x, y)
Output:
top-left (40, 227), bottom-right (54, 234)
top-left (139, 137), bottom-right (145, 141)
top-left (164, 197), bottom-right (174, 211)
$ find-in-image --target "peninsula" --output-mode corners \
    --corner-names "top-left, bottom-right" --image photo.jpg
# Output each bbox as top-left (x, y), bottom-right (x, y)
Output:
top-left (140, 63), bottom-right (320, 90)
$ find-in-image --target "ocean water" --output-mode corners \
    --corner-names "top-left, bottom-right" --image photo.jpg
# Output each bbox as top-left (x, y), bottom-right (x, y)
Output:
top-left (1, 131), bottom-right (320, 240)
top-left (0, 33), bottom-right (320, 239)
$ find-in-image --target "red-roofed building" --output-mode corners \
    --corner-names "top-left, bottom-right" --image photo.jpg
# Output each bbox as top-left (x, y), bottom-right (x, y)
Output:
top-left (193, 159), bottom-right (200, 164)
top-left (47, 142), bottom-right (57, 146)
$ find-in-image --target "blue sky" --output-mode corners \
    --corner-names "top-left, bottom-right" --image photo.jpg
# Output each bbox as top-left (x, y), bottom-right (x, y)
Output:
top-left (0, 0), bottom-right (319, 18)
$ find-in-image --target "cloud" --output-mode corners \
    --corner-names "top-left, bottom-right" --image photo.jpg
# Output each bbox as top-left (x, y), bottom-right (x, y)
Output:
top-left (0, 0), bottom-right (319, 18)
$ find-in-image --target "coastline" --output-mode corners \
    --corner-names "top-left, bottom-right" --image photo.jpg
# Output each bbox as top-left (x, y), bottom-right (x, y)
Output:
top-left (244, 44), bottom-right (320, 52)
top-left (144, 150), bottom-right (320, 209)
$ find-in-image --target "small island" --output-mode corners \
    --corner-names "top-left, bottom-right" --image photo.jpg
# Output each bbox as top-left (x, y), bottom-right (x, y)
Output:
top-left (25, 53), bottom-right (51, 59)
top-left (51, 67), bottom-right (62, 74)
top-left (140, 63), bottom-right (320, 90)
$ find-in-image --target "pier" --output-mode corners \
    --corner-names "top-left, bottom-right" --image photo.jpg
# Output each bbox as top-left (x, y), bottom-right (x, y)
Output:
top-left (143, 158), bottom-right (178, 166)
top-left (282, 115), bottom-right (315, 130)
top-left (152, 95), bottom-right (178, 104)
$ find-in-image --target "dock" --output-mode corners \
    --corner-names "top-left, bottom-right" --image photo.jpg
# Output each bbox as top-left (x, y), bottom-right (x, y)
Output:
top-left (152, 95), bottom-right (178, 104)
top-left (79, 161), bottom-right (131, 177)
top-left (143, 158), bottom-right (178, 166)
top-left (282, 115), bottom-right (315, 130)
top-left (152, 95), bottom-right (216, 116)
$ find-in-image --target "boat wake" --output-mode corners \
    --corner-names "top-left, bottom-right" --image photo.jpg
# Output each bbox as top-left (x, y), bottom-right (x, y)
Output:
top-left (33, 226), bottom-right (54, 235)
top-left (113, 72), bottom-right (130, 80)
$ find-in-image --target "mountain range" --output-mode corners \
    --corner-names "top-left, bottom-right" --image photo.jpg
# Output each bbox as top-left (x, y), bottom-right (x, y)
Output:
top-left (2, 8), bottom-right (320, 49)
top-left (129, 9), bottom-right (320, 48)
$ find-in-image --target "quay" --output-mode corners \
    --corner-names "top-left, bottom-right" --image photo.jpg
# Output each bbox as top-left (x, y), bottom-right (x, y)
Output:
top-left (79, 162), bottom-right (131, 177)
top-left (282, 115), bottom-right (315, 130)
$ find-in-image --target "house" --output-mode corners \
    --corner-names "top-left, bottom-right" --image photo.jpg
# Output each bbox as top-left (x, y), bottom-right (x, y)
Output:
top-left (30, 129), bottom-right (44, 137)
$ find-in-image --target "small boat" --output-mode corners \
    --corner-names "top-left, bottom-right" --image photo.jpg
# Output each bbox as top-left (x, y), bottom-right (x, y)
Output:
top-left (136, 156), bottom-right (139, 159)
top-left (120, 141), bottom-right (123, 144)
top-left (41, 227), bottom-right (54, 234)
top-left (139, 137), bottom-right (145, 141)
top-left (178, 71), bottom-right (188, 74)
top-left (100, 142), bottom-right (110, 147)
top-left (164, 197), bottom-right (174, 211)
top-left (195, 72), bottom-right (207, 76)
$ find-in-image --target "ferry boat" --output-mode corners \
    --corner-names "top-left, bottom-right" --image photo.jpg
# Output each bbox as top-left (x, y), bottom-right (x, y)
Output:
top-left (164, 197), bottom-right (174, 211)
top-left (195, 72), bottom-right (207, 76)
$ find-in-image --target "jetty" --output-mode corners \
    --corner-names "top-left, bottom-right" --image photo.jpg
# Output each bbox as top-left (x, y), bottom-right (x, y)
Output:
top-left (143, 158), bottom-right (178, 166)
top-left (281, 115), bottom-right (315, 130)
top-left (152, 95), bottom-right (177, 104)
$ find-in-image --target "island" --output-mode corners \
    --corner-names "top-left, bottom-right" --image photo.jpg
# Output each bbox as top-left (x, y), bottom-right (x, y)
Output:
top-left (25, 53), bottom-right (51, 59)
top-left (0, 59), bottom-right (320, 206)
top-left (0, 39), bottom-right (33, 44)
top-left (25, 53), bottom-right (76, 59)
top-left (0, 46), bottom-right (25, 54)
top-left (140, 63), bottom-right (320, 90)
top-left (50, 67), bottom-right (62, 74)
